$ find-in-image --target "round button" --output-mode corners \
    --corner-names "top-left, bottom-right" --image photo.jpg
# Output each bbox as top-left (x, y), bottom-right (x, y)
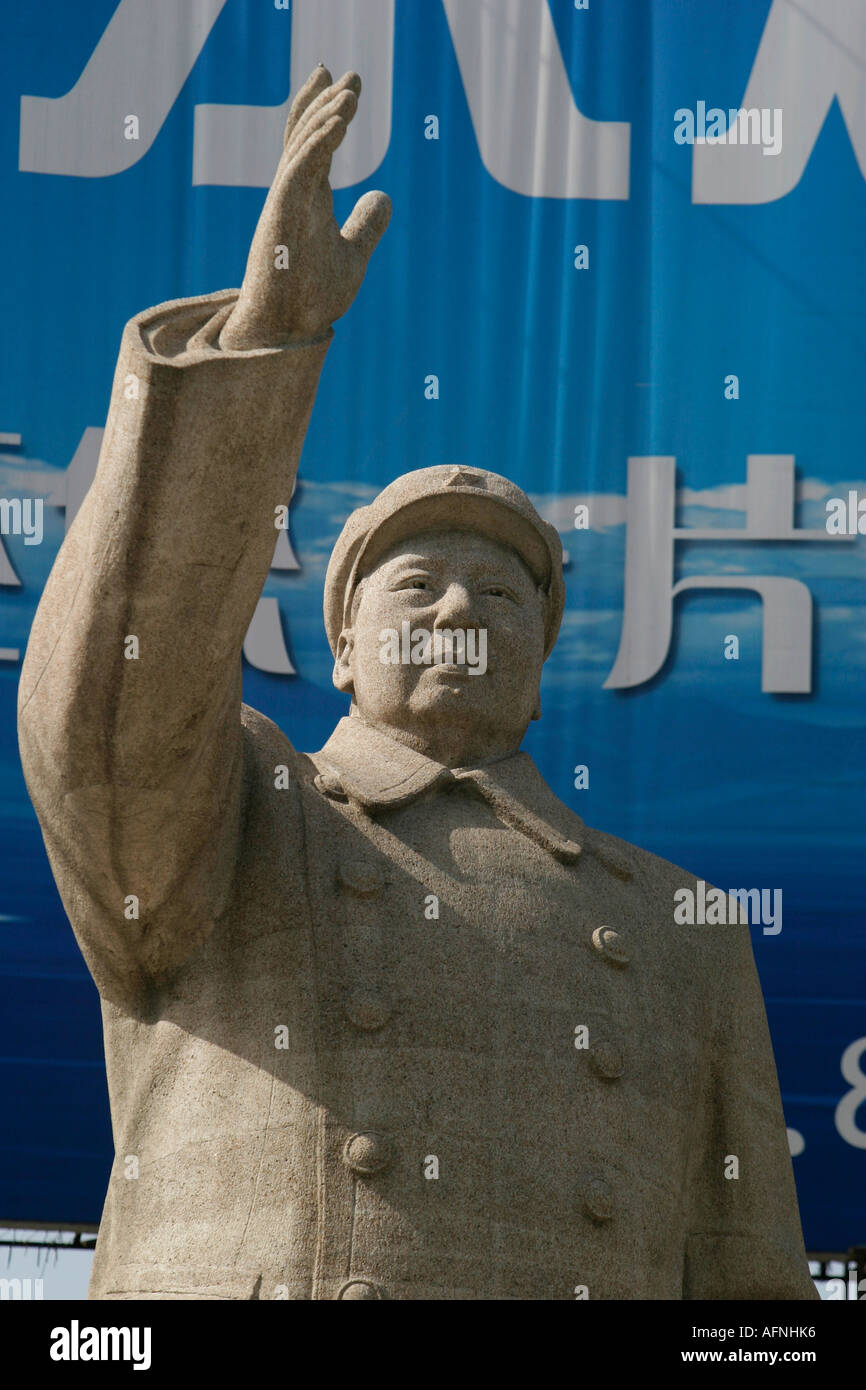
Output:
top-left (344, 994), bottom-right (391, 1031)
top-left (343, 1132), bottom-right (393, 1176)
top-left (590, 1041), bottom-right (624, 1080)
top-left (337, 1280), bottom-right (383, 1300)
top-left (591, 926), bottom-right (629, 966)
top-left (583, 1178), bottom-right (615, 1223)
top-left (338, 858), bottom-right (384, 897)
top-left (314, 769), bottom-right (345, 799)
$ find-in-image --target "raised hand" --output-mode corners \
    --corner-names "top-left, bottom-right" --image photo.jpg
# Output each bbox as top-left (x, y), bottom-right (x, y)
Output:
top-left (221, 67), bottom-right (392, 351)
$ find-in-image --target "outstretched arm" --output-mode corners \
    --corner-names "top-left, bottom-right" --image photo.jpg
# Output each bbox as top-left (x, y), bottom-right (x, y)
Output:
top-left (18, 68), bottom-right (390, 1007)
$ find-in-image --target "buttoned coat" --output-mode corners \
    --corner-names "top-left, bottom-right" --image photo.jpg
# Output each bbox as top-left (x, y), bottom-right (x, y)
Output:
top-left (18, 292), bottom-right (816, 1300)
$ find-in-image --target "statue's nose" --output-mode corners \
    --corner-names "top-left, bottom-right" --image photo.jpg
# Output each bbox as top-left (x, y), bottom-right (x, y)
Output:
top-left (432, 582), bottom-right (479, 629)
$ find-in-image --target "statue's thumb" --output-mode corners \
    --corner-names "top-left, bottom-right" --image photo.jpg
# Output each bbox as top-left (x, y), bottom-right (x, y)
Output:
top-left (341, 191), bottom-right (393, 262)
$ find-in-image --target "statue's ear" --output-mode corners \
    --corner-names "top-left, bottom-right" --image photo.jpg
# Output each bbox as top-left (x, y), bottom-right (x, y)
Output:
top-left (531, 687), bottom-right (542, 721)
top-left (332, 628), bottom-right (355, 694)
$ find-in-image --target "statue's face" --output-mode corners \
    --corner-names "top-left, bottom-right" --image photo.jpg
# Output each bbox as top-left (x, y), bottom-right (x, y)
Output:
top-left (333, 527), bottom-right (547, 765)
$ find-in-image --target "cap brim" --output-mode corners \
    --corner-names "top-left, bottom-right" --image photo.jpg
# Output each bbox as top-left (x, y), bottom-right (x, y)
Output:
top-left (354, 492), bottom-right (553, 589)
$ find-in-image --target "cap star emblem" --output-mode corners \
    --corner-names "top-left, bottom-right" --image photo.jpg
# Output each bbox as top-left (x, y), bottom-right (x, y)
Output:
top-left (445, 467), bottom-right (486, 489)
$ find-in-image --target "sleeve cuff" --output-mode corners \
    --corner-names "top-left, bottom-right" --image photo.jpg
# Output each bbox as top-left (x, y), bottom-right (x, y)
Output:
top-left (130, 289), bottom-right (334, 367)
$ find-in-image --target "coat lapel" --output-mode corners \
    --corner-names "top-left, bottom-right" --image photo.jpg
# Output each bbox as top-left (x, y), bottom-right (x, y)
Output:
top-left (314, 717), bottom-right (584, 863)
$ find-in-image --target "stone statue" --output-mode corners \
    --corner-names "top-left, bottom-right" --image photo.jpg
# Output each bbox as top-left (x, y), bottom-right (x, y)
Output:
top-left (18, 68), bottom-right (815, 1301)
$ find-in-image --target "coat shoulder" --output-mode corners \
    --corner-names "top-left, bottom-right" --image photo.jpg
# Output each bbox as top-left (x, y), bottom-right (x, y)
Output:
top-left (583, 822), bottom-right (702, 895)
top-left (581, 824), bottom-right (732, 979)
top-left (240, 702), bottom-right (304, 770)
top-left (239, 703), bottom-right (317, 816)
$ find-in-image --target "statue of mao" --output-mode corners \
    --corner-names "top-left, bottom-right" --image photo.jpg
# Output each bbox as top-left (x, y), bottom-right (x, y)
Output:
top-left (18, 69), bottom-right (815, 1301)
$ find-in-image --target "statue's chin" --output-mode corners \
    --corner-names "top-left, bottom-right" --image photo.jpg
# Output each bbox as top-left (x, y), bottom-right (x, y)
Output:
top-left (407, 681), bottom-right (485, 715)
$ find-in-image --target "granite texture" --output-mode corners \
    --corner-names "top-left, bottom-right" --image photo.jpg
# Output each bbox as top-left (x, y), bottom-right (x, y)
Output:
top-left (17, 69), bottom-right (816, 1301)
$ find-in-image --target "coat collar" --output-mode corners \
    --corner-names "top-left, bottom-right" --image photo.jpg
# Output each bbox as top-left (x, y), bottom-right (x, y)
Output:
top-left (312, 716), bottom-right (584, 864)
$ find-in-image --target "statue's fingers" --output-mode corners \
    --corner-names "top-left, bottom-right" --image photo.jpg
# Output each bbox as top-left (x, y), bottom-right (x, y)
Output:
top-left (282, 65), bottom-right (332, 149)
top-left (341, 190), bottom-right (393, 263)
top-left (284, 73), bottom-right (360, 163)
top-left (284, 114), bottom-right (349, 193)
top-left (281, 88), bottom-right (357, 186)
top-left (284, 70), bottom-right (361, 162)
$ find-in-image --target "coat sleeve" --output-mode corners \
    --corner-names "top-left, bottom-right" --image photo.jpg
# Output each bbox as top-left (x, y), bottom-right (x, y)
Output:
top-left (17, 290), bottom-right (332, 1007)
top-left (683, 914), bottom-right (818, 1299)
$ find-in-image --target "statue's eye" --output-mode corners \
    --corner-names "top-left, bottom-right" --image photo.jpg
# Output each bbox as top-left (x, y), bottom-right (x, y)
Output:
top-left (392, 575), bottom-right (430, 593)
